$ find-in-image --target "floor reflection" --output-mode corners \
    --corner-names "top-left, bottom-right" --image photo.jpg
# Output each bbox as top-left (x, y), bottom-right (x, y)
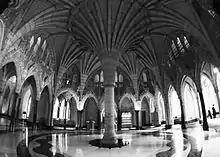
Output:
top-left (0, 124), bottom-right (219, 157)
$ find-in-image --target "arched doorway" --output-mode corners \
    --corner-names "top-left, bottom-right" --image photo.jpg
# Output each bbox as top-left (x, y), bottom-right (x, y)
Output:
top-left (0, 63), bottom-right (17, 117)
top-left (68, 97), bottom-right (77, 127)
top-left (19, 76), bottom-right (37, 125)
top-left (201, 74), bottom-right (219, 118)
top-left (157, 92), bottom-right (166, 124)
top-left (181, 76), bottom-right (200, 122)
top-left (120, 97), bottom-right (134, 128)
top-left (141, 97), bottom-right (152, 126)
top-left (53, 96), bottom-right (65, 126)
top-left (37, 86), bottom-right (50, 127)
top-left (53, 95), bottom-right (78, 128)
top-left (83, 97), bottom-right (99, 129)
top-left (168, 85), bottom-right (181, 124)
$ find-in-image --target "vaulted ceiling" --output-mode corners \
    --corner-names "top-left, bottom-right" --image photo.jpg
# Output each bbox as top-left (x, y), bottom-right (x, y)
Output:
top-left (5, 0), bottom-right (206, 89)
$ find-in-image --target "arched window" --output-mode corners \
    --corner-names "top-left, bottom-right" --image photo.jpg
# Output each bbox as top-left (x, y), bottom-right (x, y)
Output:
top-left (33, 37), bottom-right (41, 52)
top-left (42, 40), bottom-right (47, 52)
top-left (208, 9), bottom-right (216, 17)
top-left (95, 74), bottom-right (99, 82)
top-left (171, 40), bottom-right (178, 58)
top-left (30, 36), bottom-right (34, 48)
top-left (184, 36), bottom-right (190, 48)
top-left (100, 71), bottom-right (104, 82)
top-left (143, 72), bottom-right (147, 82)
top-left (115, 71), bottom-right (118, 82)
top-left (119, 74), bottom-right (123, 82)
top-left (177, 37), bottom-right (185, 53)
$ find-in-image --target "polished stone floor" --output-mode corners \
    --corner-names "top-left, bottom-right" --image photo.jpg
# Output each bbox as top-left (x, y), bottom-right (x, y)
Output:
top-left (0, 122), bottom-right (220, 157)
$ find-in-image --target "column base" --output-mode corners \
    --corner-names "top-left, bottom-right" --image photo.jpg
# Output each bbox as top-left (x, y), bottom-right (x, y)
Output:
top-left (165, 124), bottom-right (172, 129)
top-left (101, 137), bottom-right (117, 146)
top-left (202, 120), bottom-right (209, 131)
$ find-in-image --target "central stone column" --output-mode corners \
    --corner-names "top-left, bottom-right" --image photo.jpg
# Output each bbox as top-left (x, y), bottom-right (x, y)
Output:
top-left (101, 56), bottom-right (118, 145)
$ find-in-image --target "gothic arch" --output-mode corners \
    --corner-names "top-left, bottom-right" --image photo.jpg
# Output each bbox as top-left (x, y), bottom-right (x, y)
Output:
top-left (56, 87), bottom-right (79, 110)
top-left (181, 75), bottom-right (198, 99)
top-left (38, 86), bottom-right (50, 126)
top-left (119, 93), bottom-right (136, 110)
top-left (19, 75), bottom-right (37, 122)
top-left (24, 73), bottom-right (41, 100)
top-left (140, 91), bottom-right (155, 105)
top-left (42, 85), bottom-right (52, 104)
top-left (168, 85), bottom-right (181, 122)
top-left (0, 61), bottom-right (21, 93)
top-left (81, 92), bottom-right (98, 110)
top-left (181, 75), bottom-right (200, 121)
top-left (0, 62), bottom-right (17, 116)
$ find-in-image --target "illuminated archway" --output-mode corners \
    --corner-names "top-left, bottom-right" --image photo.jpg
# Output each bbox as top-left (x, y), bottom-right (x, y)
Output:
top-left (201, 74), bottom-right (219, 115)
top-left (181, 76), bottom-right (200, 121)
top-left (20, 87), bottom-right (32, 119)
top-left (157, 92), bottom-right (166, 124)
top-left (19, 76), bottom-right (37, 122)
top-left (168, 85), bottom-right (181, 123)
top-left (1, 76), bottom-right (17, 115)
top-left (0, 62), bottom-right (17, 117)
top-left (120, 97), bottom-right (135, 128)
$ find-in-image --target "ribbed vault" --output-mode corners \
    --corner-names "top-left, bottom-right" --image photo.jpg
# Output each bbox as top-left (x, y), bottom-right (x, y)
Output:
top-left (4, 0), bottom-right (206, 91)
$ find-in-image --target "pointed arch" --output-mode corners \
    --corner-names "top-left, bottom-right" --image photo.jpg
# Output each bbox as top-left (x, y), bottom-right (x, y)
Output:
top-left (181, 75), bottom-right (201, 121)
top-left (19, 75), bottom-right (37, 122)
top-left (56, 87), bottom-right (79, 110)
top-left (81, 92), bottom-right (98, 110)
top-left (38, 86), bottom-right (50, 126)
top-left (0, 62), bottom-right (17, 116)
top-left (0, 61), bottom-right (22, 93)
top-left (168, 85), bottom-right (181, 123)
top-left (140, 91), bottom-right (155, 104)
top-left (119, 93), bottom-right (136, 110)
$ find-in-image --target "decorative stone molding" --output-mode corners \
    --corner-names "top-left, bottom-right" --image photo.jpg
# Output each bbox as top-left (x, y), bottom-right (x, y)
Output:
top-left (79, 73), bottom-right (88, 98)
top-left (56, 87), bottom-right (79, 110)
top-left (119, 93), bottom-right (137, 110)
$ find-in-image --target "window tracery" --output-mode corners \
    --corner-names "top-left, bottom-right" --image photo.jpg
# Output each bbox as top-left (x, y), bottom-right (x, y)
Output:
top-left (29, 36), bottom-right (34, 48)
top-left (143, 72), bottom-right (147, 82)
top-left (33, 36), bottom-right (41, 52)
top-left (184, 36), bottom-right (190, 48)
top-left (177, 37), bottom-right (185, 53)
top-left (42, 40), bottom-right (47, 52)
